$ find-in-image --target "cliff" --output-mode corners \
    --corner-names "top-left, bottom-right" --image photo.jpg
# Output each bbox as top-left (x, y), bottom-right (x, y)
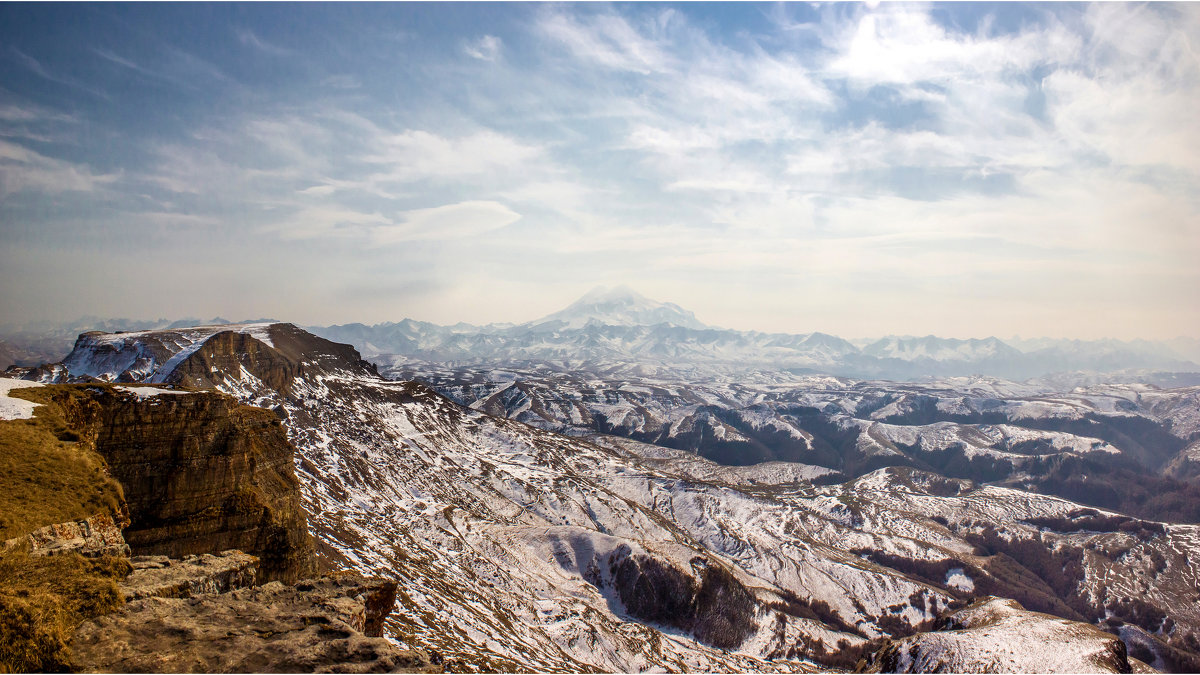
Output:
top-left (1, 379), bottom-right (434, 672)
top-left (164, 324), bottom-right (379, 396)
top-left (38, 322), bottom-right (378, 395)
top-left (48, 384), bottom-right (316, 583)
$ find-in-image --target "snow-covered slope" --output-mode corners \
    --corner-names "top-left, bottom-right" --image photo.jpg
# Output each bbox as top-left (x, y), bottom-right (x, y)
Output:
top-left (528, 285), bottom-right (708, 330)
top-left (390, 363), bottom-right (1200, 523)
top-left (49, 323), bottom-right (276, 383)
top-left (861, 597), bottom-right (1149, 673)
top-left (0, 377), bottom-right (43, 420)
top-left (32, 324), bottom-right (1200, 672)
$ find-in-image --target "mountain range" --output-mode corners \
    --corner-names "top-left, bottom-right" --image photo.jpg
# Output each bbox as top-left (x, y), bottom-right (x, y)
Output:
top-left (5, 289), bottom-right (1197, 382)
top-left (309, 287), bottom-right (1200, 382)
top-left (9, 319), bottom-right (1200, 672)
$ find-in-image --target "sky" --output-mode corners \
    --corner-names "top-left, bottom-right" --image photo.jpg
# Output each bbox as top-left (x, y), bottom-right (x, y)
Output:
top-left (1, 2), bottom-right (1197, 340)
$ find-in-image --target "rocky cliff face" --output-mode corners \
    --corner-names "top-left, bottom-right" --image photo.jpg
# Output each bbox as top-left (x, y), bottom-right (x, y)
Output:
top-left (49, 385), bottom-right (316, 583)
top-left (590, 547), bottom-right (759, 651)
top-left (164, 324), bottom-right (379, 397)
top-left (69, 547), bottom-right (432, 674)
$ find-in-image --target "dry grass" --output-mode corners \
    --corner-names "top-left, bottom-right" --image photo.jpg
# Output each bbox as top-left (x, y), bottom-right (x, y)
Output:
top-left (0, 386), bottom-right (123, 541)
top-left (0, 548), bottom-right (131, 672)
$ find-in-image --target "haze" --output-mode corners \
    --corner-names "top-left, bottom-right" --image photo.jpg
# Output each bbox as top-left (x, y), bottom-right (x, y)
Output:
top-left (1, 3), bottom-right (1197, 340)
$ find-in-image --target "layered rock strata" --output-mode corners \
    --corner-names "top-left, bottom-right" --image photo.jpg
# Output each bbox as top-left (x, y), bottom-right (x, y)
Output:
top-left (51, 386), bottom-right (317, 582)
top-left (121, 550), bottom-right (259, 601)
top-left (0, 512), bottom-right (129, 558)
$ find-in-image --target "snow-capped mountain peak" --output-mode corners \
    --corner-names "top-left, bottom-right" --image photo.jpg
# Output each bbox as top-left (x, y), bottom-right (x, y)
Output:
top-left (528, 285), bottom-right (708, 330)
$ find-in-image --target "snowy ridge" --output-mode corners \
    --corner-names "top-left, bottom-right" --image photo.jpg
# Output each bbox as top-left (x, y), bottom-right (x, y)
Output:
top-left (528, 285), bottom-right (708, 330)
top-left (866, 597), bottom-right (1138, 673)
top-left (394, 363), bottom-right (1197, 494)
top-left (57, 323), bottom-right (276, 383)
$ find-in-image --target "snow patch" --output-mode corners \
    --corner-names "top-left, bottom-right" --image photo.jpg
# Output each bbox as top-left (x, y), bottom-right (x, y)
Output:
top-left (114, 385), bottom-right (191, 399)
top-left (0, 378), bottom-right (44, 420)
top-left (944, 567), bottom-right (975, 593)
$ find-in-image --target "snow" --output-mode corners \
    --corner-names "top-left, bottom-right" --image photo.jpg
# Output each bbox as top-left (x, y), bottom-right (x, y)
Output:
top-left (526, 286), bottom-right (709, 330)
top-left (114, 385), bottom-right (191, 399)
top-left (890, 597), bottom-right (1131, 673)
top-left (59, 322), bottom-right (279, 383)
top-left (0, 378), bottom-right (44, 420)
top-left (944, 567), bottom-right (975, 593)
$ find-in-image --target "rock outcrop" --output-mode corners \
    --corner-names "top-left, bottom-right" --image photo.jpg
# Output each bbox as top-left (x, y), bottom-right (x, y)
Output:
top-left (47, 385), bottom-right (316, 583)
top-left (38, 322), bottom-right (378, 394)
top-left (858, 596), bottom-right (1146, 673)
top-left (1, 512), bottom-right (130, 558)
top-left (121, 550), bottom-right (259, 601)
top-left (165, 324), bottom-right (378, 395)
top-left (597, 548), bottom-right (759, 650)
top-left (72, 576), bottom-right (434, 673)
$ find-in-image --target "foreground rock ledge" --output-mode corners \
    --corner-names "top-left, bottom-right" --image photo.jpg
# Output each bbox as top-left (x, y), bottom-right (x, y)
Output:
top-left (72, 576), bottom-right (436, 673)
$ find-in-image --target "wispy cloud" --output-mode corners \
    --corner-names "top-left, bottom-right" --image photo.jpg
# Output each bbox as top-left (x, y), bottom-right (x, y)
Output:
top-left (374, 200), bottom-right (521, 244)
top-left (236, 27), bottom-right (294, 57)
top-left (536, 9), bottom-right (674, 75)
top-left (0, 139), bottom-right (119, 197)
top-left (10, 48), bottom-right (110, 100)
top-left (464, 35), bottom-right (502, 62)
top-left (363, 129), bottom-right (541, 184)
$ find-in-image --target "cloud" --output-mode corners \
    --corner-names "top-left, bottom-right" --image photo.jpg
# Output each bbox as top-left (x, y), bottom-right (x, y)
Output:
top-left (0, 101), bottom-right (79, 144)
top-left (1041, 4), bottom-right (1200, 176)
top-left (93, 46), bottom-right (231, 92)
top-left (363, 129), bottom-right (542, 185)
top-left (10, 48), bottom-right (110, 100)
top-left (825, 6), bottom-right (1081, 87)
top-left (0, 139), bottom-right (119, 197)
top-left (536, 9), bottom-right (673, 74)
top-left (267, 200), bottom-right (521, 244)
top-left (464, 35), bottom-right (502, 62)
top-left (269, 205), bottom-right (392, 241)
top-left (373, 200), bottom-right (521, 244)
top-left (236, 28), bottom-right (294, 57)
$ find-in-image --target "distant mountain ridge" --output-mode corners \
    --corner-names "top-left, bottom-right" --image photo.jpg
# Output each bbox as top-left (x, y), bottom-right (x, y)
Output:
top-left (529, 284), bottom-right (708, 330)
top-left (4, 290), bottom-right (1197, 380)
top-left (308, 288), bottom-right (1200, 381)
